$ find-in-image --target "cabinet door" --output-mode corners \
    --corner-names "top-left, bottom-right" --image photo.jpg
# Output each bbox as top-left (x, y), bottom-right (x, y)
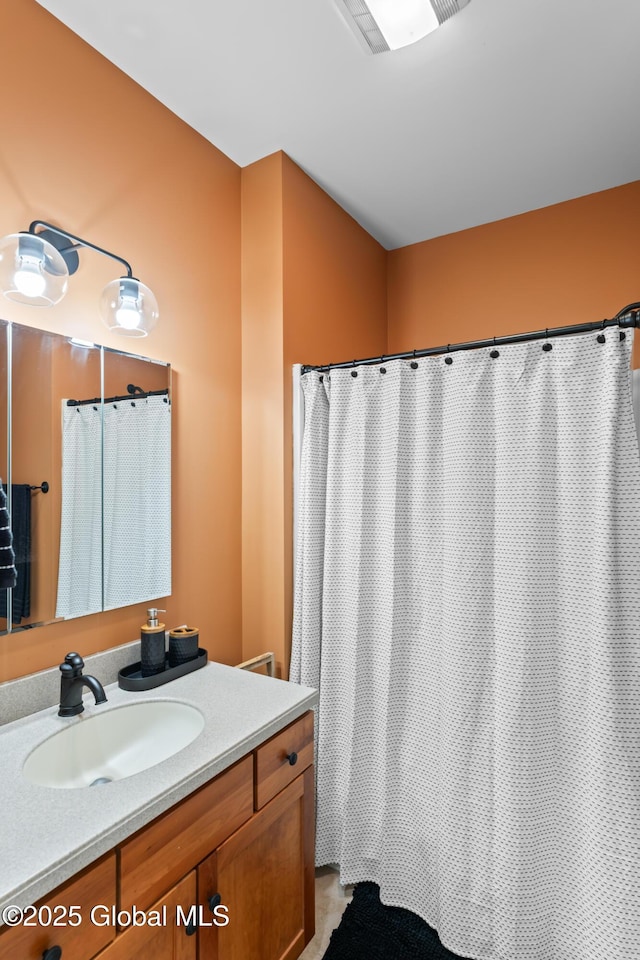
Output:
top-left (197, 766), bottom-right (315, 960)
top-left (93, 873), bottom-right (197, 960)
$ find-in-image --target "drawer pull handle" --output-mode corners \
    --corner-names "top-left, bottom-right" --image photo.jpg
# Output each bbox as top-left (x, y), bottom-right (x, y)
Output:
top-left (185, 919), bottom-right (198, 936)
top-left (286, 751), bottom-right (298, 766)
top-left (208, 893), bottom-right (222, 912)
top-left (42, 949), bottom-right (62, 960)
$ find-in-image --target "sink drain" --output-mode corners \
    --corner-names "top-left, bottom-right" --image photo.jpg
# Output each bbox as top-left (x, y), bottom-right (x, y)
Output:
top-left (89, 776), bottom-right (113, 787)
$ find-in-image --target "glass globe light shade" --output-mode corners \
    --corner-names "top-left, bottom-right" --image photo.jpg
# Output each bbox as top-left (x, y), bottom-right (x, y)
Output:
top-left (0, 233), bottom-right (69, 306)
top-left (100, 277), bottom-right (159, 337)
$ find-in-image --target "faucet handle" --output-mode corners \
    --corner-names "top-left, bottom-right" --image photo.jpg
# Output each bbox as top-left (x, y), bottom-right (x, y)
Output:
top-left (60, 652), bottom-right (85, 676)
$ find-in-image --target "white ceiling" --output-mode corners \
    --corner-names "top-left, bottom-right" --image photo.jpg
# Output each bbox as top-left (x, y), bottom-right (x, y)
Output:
top-left (36, 0), bottom-right (640, 250)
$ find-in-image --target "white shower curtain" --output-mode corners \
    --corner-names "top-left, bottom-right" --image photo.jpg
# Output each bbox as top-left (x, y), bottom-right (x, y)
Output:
top-left (291, 329), bottom-right (640, 960)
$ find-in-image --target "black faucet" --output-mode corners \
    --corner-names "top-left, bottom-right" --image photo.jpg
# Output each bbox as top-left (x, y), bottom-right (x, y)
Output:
top-left (58, 652), bottom-right (108, 717)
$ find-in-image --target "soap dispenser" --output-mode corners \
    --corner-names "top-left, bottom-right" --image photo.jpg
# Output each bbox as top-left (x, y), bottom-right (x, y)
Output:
top-left (140, 608), bottom-right (166, 676)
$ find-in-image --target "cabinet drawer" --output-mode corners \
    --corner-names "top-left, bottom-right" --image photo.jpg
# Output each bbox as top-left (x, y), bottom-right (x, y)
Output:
top-left (119, 755), bottom-right (253, 912)
top-left (254, 711), bottom-right (314, 809)
top-left (0, 853), bottom-right (116, 960)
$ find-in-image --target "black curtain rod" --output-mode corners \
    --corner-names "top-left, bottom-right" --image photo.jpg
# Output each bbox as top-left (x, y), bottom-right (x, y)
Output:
top-left (66, 388), bottom-right (169, 407)
top-left (300, 301), bottom-right (640, 374)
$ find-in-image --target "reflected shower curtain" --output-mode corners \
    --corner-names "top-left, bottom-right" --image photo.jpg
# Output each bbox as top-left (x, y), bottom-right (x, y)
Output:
top-left (56, 404), bottom-right (102, 618)
top-left (291, 329), bottom-right (640, 960)
top-left (102, 394), bottom-right (171, 610)
top-left (57, 394), bottom-right (171, 618)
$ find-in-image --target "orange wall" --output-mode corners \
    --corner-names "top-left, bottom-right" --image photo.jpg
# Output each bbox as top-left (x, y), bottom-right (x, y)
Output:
top-left (241, 153), bottom-right (286, 676)
top-left (281, 156), bottom-right (387, 672)
top-left (241, 153), bottom-right (387, 677)
top-left (0, 1), bottom-right (242, 681)
top-left (388, 181), bottom-right (640, 366)
top-left (3, 5), bottom-right (638, 686)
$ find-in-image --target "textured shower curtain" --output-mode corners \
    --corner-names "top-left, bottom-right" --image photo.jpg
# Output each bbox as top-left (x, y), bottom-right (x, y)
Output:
top-left (290, 329), bottom-right (640, 960)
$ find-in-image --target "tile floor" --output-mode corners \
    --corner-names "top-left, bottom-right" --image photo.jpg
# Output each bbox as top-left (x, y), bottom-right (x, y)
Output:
top-left (299, 866), bottom-right (353, 960)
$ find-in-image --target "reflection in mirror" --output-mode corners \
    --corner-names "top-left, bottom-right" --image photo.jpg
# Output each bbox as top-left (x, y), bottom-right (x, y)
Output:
top-left (101, 348), bottom-right (171, 610)
top-left (0, 321), bottom-right (8, 633)
top-left (10, 328), bottom-right (102, 626)
top-left (55, 339), bottom-right (103, 619)
top-left (1, 321), bottom-right (171, 635)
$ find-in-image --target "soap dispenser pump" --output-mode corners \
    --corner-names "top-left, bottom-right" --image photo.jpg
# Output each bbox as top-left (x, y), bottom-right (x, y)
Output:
top-left (140, 608), bottom-right (166, 677)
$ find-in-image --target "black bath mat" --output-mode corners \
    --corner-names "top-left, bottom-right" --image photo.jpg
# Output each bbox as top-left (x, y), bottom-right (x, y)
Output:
top-left (322, 882), bottom-right (470, 960)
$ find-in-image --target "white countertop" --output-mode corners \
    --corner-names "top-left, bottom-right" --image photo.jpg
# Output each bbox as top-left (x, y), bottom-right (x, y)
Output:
top-left (0, 661), bottom-right (317, 917)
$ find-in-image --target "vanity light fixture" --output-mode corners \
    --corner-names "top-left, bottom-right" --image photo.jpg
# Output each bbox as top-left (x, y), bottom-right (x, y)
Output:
top-left (0, 221), bottom-right (159, 337)
top-left (337, 0), bottom-right (471, 54)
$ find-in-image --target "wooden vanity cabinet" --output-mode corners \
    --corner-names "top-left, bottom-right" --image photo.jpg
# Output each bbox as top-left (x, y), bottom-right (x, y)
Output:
top-left (117, 710), bottom-right (315, 960)
top-left (0, 711), bottom-right (315, 960)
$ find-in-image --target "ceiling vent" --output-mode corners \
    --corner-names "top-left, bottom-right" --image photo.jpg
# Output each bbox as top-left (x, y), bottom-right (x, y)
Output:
top-left (337, 0), bottom-right (471, 54)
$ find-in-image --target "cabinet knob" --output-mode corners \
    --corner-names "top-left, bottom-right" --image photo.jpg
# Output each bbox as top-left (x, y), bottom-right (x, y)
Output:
top-left (208, 893), bottom-right (222, 912)
top-left (286, 751), bottom-right (298, 766)
top-left (42, 949), bottom-right (62, 960)
top-left (185, 920), bottom-right (198, 937)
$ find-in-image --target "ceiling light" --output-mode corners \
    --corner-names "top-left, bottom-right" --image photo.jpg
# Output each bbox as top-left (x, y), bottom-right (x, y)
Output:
top-left (0, 221), bottom-right (159, 337)
top-left (337, 0), bottom-right (471, 54)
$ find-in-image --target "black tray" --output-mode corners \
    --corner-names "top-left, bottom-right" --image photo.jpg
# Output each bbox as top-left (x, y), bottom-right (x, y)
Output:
top-left (118, 648), bottom-right (208, 691)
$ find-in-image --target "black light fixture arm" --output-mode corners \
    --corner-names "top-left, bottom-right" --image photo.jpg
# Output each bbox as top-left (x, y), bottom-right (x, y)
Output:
top-left (28, 220), bottom-right (134, 278)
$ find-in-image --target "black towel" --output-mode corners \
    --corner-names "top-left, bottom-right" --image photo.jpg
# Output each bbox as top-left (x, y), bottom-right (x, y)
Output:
top-left (0, 483), bottom-right (30, 622)
top-left (0, 481), bottom-right (16, 590)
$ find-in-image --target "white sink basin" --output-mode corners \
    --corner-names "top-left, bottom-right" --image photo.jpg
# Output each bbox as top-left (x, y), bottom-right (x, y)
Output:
top-left (22, 700), bottom-right (205, 789)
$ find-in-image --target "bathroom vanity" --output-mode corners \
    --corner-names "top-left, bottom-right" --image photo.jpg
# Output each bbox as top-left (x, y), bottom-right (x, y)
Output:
top-left (0, 661), bottom-right (317, 960)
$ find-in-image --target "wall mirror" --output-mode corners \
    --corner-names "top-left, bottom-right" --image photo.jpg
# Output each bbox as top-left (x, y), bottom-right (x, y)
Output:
top-left (0, 320), bottom-right (171, 634)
